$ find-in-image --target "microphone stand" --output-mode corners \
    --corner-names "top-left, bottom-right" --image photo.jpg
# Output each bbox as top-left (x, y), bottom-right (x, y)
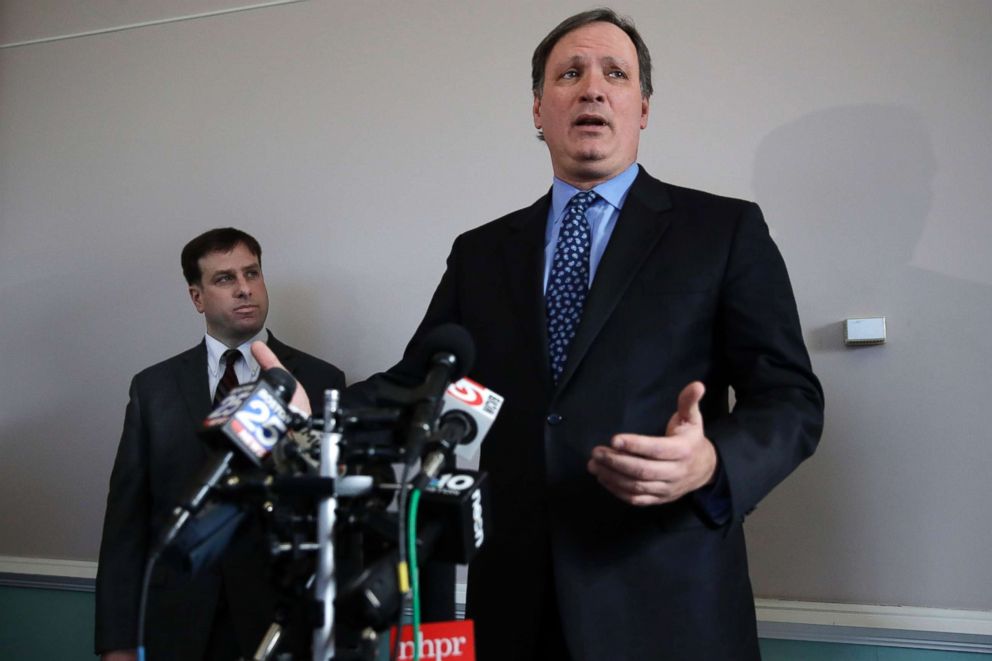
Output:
top-left (313, 389), bottom-right (342, 661)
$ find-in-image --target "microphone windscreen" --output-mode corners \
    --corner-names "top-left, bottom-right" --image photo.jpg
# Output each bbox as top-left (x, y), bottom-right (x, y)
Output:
top-left (261, 367), bottom-right (297, 402)
top-left (414, 324), bottom-right (475, 380)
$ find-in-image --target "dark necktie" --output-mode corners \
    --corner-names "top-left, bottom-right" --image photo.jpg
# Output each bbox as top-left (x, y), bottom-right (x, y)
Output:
top-left (546, 190), bottom-right (597, 384)
top-left (213, 349), bottom-right (242, 406)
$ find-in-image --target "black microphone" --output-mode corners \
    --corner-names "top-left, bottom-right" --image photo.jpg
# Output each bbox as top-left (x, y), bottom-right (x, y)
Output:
top-left (416, 411), bottom-right (475, 483)
top-left (418, 469), bottom-right (490, 564)
top-left (155, 367), bottom-right (297, 552)
top-left (418, 378), bottom-right (506, 483)
top-left (336, 469), bottom-right (489, 629)
top-left (436, 410), bottom-right (477, 451)
top-left (403, 324), bottom-right (475, 465)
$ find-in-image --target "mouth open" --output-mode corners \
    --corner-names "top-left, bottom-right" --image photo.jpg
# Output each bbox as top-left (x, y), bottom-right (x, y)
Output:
top-left (574, 115), bottom-right (609, 128)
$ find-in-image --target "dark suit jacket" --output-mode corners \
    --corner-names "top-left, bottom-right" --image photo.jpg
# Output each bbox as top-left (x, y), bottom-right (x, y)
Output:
top-left (95, 333), bottom-right (345, 660)
top-left (388, 167), bottom-right (823, 660)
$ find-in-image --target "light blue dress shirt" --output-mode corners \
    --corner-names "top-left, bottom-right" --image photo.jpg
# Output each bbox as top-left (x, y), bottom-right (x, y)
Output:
top-left (542, 162), bottom-right (640, 292)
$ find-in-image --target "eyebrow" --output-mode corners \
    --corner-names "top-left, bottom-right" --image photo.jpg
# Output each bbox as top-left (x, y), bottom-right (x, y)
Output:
top-left (600, 56), bottom-right (632, 69)
top-left (211, 263), bottom-right (260, 278)
top-left (555, 54), bottom-right (633, 70)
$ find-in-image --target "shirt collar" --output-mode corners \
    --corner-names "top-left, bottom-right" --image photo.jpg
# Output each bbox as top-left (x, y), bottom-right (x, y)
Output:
top-left (205, 328), bottom-right (268, 379)
top-left (550, 162), bottom-right (640, 224)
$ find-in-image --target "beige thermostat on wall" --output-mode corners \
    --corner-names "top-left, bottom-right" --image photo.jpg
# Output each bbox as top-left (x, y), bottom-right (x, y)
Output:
top-left (844, 317), bottom-right (886, 346)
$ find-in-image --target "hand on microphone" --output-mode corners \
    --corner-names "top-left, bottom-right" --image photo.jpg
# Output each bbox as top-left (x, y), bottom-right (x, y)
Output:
top-left (587, 381), bottom-right (717, 507)
top-left (251, 341), bottom-right (312, 415)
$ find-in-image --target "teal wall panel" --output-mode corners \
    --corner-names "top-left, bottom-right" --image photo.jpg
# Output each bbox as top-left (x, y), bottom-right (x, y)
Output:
top-left (760, 639), bottom-right (989, 660)
top-left (0, 586), bottom-right (987, 660)
top-left (0, 586), bottom-right (95, 660)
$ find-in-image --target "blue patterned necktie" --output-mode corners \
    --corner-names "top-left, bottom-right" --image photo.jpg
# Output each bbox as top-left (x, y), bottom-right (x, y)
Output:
top-left (546, 190), bottom-right (597, 384)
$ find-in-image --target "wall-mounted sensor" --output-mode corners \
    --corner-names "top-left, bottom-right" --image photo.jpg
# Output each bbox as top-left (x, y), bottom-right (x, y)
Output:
top-left (845, 317), bottom-right (886, 346)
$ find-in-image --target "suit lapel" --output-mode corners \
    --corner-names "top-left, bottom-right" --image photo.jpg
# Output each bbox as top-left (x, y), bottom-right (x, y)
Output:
top-left (178, 341), bottom-right (211, 424)
top-left (267, 332), bottom-right (297, 373)
top-left (555, 171), bottom-right (678, 393)
top-left (503, 192), bottom-right (554, 394)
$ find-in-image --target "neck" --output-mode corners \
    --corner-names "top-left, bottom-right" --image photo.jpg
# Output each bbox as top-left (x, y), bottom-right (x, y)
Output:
top-left (553, 160), bottom-right (636, 190)
top-left (208, 329), bottom-right (261, 350)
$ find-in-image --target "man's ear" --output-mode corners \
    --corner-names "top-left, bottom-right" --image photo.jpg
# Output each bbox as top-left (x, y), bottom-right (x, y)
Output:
top-left (189, 285), bottom-right (205, 313)
top-left (533, 93), bottom-right (543, 131)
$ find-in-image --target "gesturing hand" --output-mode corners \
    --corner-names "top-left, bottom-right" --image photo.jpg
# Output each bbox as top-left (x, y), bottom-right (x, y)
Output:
top-left (587, 381), bottom-right (717, 506)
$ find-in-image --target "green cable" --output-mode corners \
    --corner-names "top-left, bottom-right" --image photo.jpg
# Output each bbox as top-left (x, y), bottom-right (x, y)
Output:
top-left (408, 487), bottom-right (423, 661)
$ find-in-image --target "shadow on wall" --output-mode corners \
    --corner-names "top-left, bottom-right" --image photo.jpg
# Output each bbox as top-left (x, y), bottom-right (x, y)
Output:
top-left (754, 104), bottom-right (937, 353)
top-left (746, 105), bottom-right (992, 609)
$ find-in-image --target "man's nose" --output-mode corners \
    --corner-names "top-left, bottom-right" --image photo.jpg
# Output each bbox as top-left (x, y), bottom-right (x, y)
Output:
top-left (579, 73), bottom-right (606, 102)
top-left (234, 276), bottom-right (251, 297)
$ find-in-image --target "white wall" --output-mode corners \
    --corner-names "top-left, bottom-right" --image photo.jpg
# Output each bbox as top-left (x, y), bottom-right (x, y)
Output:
top-left (1, 0), bottom-right (989, 611)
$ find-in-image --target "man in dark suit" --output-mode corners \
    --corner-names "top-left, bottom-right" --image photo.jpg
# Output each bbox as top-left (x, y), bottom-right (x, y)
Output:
top-left (258, 9), bottom-right (823, 660)
top-left (95, 228), bottom-right (345, 661)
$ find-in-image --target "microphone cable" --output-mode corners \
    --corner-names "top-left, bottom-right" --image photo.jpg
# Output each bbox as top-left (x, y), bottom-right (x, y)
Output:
top-left (390, 482), bottom-right (425, 661)
top-left (408, 486), bottom-right (424, 661)
top-left (391, 460), bottom-right (414, 661)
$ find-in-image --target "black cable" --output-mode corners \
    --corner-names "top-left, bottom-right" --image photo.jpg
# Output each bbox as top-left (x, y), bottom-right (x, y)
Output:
top-left (390, 459), bottom-right (413, 661)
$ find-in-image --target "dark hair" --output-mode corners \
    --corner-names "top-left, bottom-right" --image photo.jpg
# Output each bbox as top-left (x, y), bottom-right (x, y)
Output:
top-left (181, 227), bottom-right (262, 285)
top-left (531, 8), bottom-right (653, 99)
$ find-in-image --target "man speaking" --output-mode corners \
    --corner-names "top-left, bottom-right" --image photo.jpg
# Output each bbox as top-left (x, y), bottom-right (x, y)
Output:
top-left (258, 8), bottom-right (823, 660)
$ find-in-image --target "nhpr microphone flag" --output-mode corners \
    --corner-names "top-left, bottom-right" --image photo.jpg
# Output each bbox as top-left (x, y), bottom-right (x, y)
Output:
top-left (390, 619), bottom-right (476, 661)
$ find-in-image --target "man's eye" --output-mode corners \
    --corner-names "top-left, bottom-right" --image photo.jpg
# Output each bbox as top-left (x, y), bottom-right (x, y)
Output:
top-left (246, 270), bottom-right (260, 279)
top-left (215, 275), bottom-right (233, 284)
top-left (608, 70), bottom-right (628, 79)
top-left (562, 70), bottom-right (578, 79)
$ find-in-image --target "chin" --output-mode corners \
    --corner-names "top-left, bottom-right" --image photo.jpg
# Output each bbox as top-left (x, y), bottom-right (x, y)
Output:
top-left (236, 324), bottom-right (264, 337)
top-left (569, 157), bottom-right (615, 181)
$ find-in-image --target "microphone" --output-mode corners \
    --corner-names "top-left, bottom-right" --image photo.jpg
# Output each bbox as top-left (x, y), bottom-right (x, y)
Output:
top-left (403, 324), bottom-right (475, 464)
top-left (419, 469), bottom-right (490, 563)
top-left (417, 378), bottom-right (504, 481)
top-left (201, 366), bottom-right (298, 464)
top-left (336, 469), bottom-right (490, 629)
top-left (155, 367), bottom-right (297, 552)
top-left (440, 378), bottom-right (503, 461)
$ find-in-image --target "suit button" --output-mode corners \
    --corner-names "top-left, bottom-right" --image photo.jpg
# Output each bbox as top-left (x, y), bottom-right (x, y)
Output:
top-left (546, 414), bottom-right (563, 426)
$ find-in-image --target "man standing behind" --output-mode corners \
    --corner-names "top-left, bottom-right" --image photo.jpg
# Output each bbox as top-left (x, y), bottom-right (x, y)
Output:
top-left (95, 228), bottom-right (345, 660)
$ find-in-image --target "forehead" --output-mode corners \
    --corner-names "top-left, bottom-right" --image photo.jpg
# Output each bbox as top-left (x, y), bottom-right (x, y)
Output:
top-left (198, 243), bottom-right (259, 272)
top-left (547, 21), bottom-right (638, 67)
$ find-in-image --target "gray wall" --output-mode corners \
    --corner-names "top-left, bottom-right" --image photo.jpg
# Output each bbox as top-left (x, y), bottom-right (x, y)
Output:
top-left (1, 0), bottom-right (989, 612)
